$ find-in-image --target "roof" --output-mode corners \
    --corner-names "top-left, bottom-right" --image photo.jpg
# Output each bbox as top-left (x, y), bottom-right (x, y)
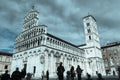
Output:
top-left (101, 42), bottom-right (120, 49)
top-left (77, 44), bottom-right (86, 47)
top-left (47, 33), bottom-right (79, 48)
top-left (0, 52), bottom-right (13, 56)
top-left (83, 15), bottom-right (96, 21)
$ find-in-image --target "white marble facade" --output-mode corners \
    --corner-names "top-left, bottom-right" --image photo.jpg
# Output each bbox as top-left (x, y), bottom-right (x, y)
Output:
top-left (11, 6), bottom-right (105, 78)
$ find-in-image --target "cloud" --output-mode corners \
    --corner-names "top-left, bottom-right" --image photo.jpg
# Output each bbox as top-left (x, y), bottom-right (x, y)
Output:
top-left (0, 27), bottom-right (16, 40)
top-left (0, 0), bottom-right (120, 52)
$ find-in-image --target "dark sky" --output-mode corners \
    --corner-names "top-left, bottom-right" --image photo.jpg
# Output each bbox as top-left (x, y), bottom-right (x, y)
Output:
top-left (0, 0), bottom-right (120, 53)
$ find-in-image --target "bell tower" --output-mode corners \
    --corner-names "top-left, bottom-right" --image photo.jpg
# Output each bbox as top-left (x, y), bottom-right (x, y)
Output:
top-left (82, 15), bottom-right (105, 76)
top-left (83, 15), bottom-right (100, 49)
top-left (83, 15), bottom-right (102, 58)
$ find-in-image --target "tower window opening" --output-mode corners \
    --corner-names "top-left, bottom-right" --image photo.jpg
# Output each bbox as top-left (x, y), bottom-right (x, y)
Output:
top-left (33, 66), bottom-right (36, 74)
top-left (87, 29), bottom-right (91, 33)
top-left (89, 36), bottom-right (91, 40)
top-left (87, 23), bottom-right (90, 26)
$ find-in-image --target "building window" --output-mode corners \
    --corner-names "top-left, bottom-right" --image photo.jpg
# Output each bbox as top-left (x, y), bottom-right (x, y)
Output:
top-left (90, 50), bottom-right (92, 52)
top-left (86, 23), bottom-right (90, 26)
top-left (33, 66), bottom-right (36, 74)
top-left (89, 36), bottom-right (91, 40)
top-left (4, 65), bottom-right (8, 69)
top-left (87, 29), bottom-right (91, 33)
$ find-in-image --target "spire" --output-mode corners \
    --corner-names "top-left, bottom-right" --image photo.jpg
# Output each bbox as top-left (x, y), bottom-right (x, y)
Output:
top-left (88, 12), bottom-right (90, 15)
top-left (30, 5), bottom-right (36, 11)
top-left (32, 5), bottom-right (35, 10)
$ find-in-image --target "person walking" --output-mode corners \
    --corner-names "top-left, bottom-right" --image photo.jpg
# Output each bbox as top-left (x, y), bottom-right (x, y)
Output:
top-left (70, 66), bottom-right (75, 80)
top-left (66, 71), bottom-right (71, 80)
top-left (76, 65), bottom-right (83, 80)
top-left (1, 70), bottom-right (10, 80)
top-left (46, 70), bottom-right (49, 80)
top-left (97, 73), bottom-right (104, 80)
top-left (57, 62), bottom-right (65, 80)
top-left (21, 68), bottom-right (26, 80)
top-left (86, 73), bottom-right (92, 80)
top-left (26, 73), bottom-right (32, 80)
top-left (11, 67), bottom-right (21, 80)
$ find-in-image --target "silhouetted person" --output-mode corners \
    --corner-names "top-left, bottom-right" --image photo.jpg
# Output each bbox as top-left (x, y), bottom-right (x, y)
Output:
top-left (86, 73), bottom-right (92, 80)
top-left (46, 70), bottom-right (49, 80)
top-left (97, 73), bottom-right (104, 80)
top-left (11, 67), bottom-right (21, 80)
top-left (113, 70), bottom-right (116, 76)
top-left (57, 62), bottom-right (65, 80)
top-left (26, 73), bottom-right (32, 80)
top-left (70, 66), bottom-right (75, 80)
top-left (1, 70), bottom-right (10, 80)
top-left (76, 65), bottom-right (83, 80)
top-left (21, 68), bottom-right (26, 80)
top-left (66, 71), bottom-right (71, 80)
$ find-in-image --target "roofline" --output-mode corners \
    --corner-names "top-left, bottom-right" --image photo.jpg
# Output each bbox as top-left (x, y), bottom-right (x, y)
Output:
top-left (0, 52), bottom-right (13, 56)
top-left (101, 42), bottom-right (120, 49)
top-left (47, 33), bottom-right (77, 47)
top-left (77, 44), bottom-right (86, 47)
top-left (83, 15), bottom-right (96, 22)
top-left (47, 33), bottom-right (84, 51)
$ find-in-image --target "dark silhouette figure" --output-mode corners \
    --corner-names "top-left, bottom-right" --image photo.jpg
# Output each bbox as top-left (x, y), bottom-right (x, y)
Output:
top-left (1, 70), bottom-right (10, 80)
top-left (97, 73), bottom-right (104, 80)
top-left (21, 68), bottom-right (26, 79)
top-left (70, 66), bottom-right (75, 80)
top-left (86, 73), bottom-right (92, 80)
top-left (113, 70), bottom-right (116, 76)
top-left (57, 62), bottom-right (65, 80)
top-left (66, 71), bottom-right (71, 80)
top-left (76, 65), bottom-right (83, 80)
top-left (11, 67), bottom-right (21, 80)
top-left (46, 70), bottom-right (49, 80)
top-left (26, 73), bottom-right (32, 80)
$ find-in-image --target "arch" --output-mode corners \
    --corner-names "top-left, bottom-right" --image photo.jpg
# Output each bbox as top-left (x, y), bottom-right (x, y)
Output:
top-left (60, 53), bottom-right (63, 56)
top-left (44, 48), bottom-right (49, 53)
top-left (50, 50), bottom-right (54, 54)
top-left (53, 51), bottom-right (60, 57)
top-left (38, 50), bottom-right (41, 52)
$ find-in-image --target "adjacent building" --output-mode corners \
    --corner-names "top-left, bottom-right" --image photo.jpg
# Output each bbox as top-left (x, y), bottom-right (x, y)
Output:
top-left (101, 42), bottom-right (120, 76)
top-left (11, 6), bottom-right (105, 78)
top-left (0, 52), bottom-right (12, 75)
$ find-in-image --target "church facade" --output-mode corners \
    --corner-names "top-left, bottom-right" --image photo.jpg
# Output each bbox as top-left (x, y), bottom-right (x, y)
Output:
top-left (11, 6), bottom-right (105, 78)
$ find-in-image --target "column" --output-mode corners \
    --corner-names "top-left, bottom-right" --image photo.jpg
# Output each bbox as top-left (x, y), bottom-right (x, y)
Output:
top-left (44, 52), bottom-right (48, 72)
top-left (50, 52), bottom-right (54, 77)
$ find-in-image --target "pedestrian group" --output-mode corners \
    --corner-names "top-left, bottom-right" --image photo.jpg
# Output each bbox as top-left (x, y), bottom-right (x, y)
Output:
top-left (1, 62), bottom-right (107, 80)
